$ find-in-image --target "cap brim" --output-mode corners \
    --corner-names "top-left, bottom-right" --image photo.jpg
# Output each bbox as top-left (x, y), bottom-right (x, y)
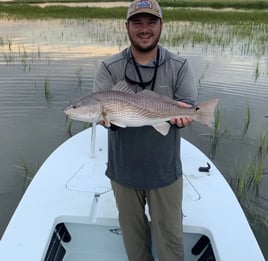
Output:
top-left (127, 10), bottom-right (162, 20)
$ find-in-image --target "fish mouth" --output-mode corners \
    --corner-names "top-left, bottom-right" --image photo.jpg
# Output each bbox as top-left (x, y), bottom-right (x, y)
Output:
top-left (65, 113), bottom-right (87, 122)
top-left (64, 107), bottom-right (77, 119)
top-left (64, 111), bottom-right (75, 120)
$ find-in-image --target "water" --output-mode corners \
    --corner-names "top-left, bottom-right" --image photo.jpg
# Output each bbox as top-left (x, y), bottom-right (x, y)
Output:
top-left (0, 18), bottom-right (267, 258)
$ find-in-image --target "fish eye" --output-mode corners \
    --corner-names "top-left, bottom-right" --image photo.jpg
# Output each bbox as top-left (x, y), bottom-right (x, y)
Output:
top-left (72, 105), bottom-right (77, 109)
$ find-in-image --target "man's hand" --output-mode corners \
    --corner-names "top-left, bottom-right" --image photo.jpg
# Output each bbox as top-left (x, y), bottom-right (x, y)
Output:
top-left (170, 101), bottom-right (193, 128)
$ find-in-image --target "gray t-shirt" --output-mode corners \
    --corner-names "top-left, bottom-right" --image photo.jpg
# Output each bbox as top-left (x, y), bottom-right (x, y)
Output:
top-left (93, 46), bottom-right (197, 189)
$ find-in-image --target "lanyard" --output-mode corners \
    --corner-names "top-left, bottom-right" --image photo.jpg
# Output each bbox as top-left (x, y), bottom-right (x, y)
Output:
top-left (130, 48), bottom-right (160, 91)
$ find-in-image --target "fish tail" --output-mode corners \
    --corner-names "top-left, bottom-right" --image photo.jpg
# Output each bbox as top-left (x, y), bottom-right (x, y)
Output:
top-left (194, 99), bottom-right (219, 128)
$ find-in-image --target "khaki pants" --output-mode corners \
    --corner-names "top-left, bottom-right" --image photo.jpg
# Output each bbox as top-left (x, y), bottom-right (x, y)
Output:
top-left (111, 178), bottom-right (184, 261)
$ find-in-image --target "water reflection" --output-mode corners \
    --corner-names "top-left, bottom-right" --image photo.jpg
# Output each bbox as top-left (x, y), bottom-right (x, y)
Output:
top-left (0, 18), bottom-right (267, 257)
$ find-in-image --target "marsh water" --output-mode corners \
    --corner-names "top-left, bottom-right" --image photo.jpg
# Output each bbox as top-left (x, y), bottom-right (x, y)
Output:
top-left (0, 18), bottom-right (267, 257)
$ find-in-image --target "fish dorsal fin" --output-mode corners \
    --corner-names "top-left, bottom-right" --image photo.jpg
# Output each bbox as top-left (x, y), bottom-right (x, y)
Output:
top-left (112, 81), bottom-right (135, 94)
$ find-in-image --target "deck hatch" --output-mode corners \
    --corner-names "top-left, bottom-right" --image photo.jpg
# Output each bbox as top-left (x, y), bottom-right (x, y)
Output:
top-left (192, 235), bottom-right (216, 261)
top-left (67, 162), bottom-right (111, 193)
top-left (44, 223), bottom-right (71, 261)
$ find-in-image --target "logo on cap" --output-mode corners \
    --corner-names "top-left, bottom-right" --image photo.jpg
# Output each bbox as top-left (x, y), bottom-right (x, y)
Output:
top-left (135, 0), bottom-right (152, 10)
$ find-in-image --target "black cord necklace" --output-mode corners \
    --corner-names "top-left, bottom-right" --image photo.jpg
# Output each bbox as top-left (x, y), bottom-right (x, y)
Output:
top-left (125, 48), bottom-right (160, 91)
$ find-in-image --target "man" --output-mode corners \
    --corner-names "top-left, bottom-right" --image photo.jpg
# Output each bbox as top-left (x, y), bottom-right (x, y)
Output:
top-left (93, 0), bottom-right (198, 260)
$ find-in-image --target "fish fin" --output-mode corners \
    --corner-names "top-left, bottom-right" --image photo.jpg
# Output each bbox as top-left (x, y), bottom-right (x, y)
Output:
top-left (112, 81), bottom-right (135, 94)
top-left (102, 111), bottom-right (111, 127)
top-left (194, 99), bottom-right (219, 128)
top-left (152, 122), bottom-right (171, 136)
top-left (110, 120), bottom-right (127, 128)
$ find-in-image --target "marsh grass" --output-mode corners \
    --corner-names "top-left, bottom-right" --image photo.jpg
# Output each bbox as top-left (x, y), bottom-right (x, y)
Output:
top-left (257, 129), bottom-right (268, 161)
top-left (66, 117), bottom-right (92, 137)
top-left (159, 0), bottom-right (268, 9)
top-left (66, 117), bottom-right (73, 137)
top-left (233, 129), bottom-right (268, 199)
top-left (4, 0), bottom-right (268, 9)
top-left (1, 4), bottom-right (268, 23)
top-left (255, 61), bottom-right (260, 81)
top-left (241, 100), bottom-right (251, 137)
top-left (3, 52), bottom-right (14, 64)
top-left (203, 101), bottom-right (265, 199)
top-left (1, 41), bottom-right (43, 70)
top-left (208, 107), bottom-right (229, 159)
top-left (15, 158), bottom-right (40, 188)
top-left (164, 22), bottom-right (268, 58)
top-left (44, 77), bottom-right (52, 103)
top-left (20, 47), bottom-right (29, 71)
top-left (75, 65), bottom-right (83, 88)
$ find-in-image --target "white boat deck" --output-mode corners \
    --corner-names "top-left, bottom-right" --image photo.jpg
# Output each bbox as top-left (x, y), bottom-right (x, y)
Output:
top-left (0, 126), bottom-right (264, 260)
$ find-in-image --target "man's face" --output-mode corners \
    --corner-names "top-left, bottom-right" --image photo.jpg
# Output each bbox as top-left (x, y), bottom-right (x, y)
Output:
top-left (126, 14), bottom-right (162, 53)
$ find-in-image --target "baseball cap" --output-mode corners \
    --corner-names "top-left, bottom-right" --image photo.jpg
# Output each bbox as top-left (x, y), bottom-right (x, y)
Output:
top-left (127, 0), bottom-right (162, 20)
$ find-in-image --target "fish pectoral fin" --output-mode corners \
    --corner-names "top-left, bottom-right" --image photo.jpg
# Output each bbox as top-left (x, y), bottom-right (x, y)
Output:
top-left (102, 111), bottom-right (111, 128)
top-left (152, 122), bottom-right (171, 136)
top-left (110, 120), bottom-right (127, 128)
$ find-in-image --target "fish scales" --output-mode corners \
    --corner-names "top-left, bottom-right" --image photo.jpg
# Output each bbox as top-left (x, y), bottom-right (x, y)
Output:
top-left (99, 92), bottom-right (176, 122)
top-left (96, 90), bottom-right (182, 117)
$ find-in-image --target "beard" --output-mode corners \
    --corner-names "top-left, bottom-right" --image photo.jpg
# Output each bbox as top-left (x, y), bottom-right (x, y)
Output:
top-left (128, 31), bottom-right (161, 53)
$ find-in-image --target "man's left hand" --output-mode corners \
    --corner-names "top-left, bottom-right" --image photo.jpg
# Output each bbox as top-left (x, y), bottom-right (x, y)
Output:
top-left (170, 101), bottom-right (193, 128)
top-left (170, 116), bottom-right (192, 128)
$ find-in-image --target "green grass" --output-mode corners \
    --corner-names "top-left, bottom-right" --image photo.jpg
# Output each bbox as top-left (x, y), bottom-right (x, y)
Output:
top-left (66, 117), bottom-right (73, 137)
top-left (15, 157), bottom-right (40, 188)
top-left (3, 0), bottom-right (268, 10)
top-left (232, 128), bottom-right (268, 199)
top-left (159, 0), bottom-right (268, 9)
top-left (44, 77), bottom-right (52, 103)
top-left (208, 106), bottom-right (229, 159)
top-left (65, 117), bottom-right (92, 137)
top-left (0, 5), bottom-right (125, 19)
top-left (0, 4), bottom-right (268, 23)
top-left (241, 100), bottom-right (251, 137)
top-left (75, 65), bottom-right (83, 88)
